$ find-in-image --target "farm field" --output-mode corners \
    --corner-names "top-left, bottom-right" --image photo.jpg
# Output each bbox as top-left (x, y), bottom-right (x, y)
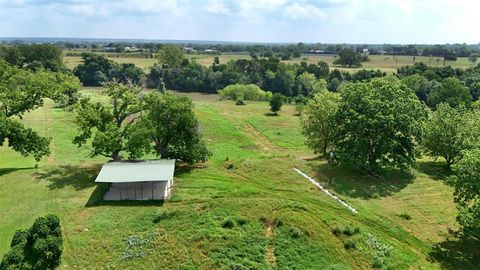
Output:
top-left (1, 88), bottom-right (478, 269)
top-left (63, 53), bottom-right (473, 74)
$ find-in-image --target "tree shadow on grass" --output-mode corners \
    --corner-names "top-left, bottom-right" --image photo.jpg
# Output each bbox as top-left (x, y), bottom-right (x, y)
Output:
top-left (0, 167), bottom-right (35, 177)
top-left (417, 160), bottom-right (451, 182)
top-left (85, 184), bottom-right (164, 207)
top-left (264, 112), bottom-right (279, 117)
top-left (35, 164), bottom-right (101, 190)
top-left (428, 229), bottom-right (480, 269)
top-left (310, 162), bottom-right (414, 199)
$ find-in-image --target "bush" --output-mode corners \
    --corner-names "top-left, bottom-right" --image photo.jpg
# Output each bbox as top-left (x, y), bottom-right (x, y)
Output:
top-left (0, 214), bottom-right (63, 270)
top-left (235, 99), bottom-right (246, 106)
top-left (343, 224), bottom-right (360, 236)
top-left (332, 225), bottom-right (342, 237)
top-left (398, 212), bottom-right (412, 220)
top-left (344, 239), bottom-right (357, 250)
top-left (288, 226), bottom-right (302, 239)
top-left (218, 84), bottom-right (272, 101)
top-left (236, 217), bottom-right (248, 226)
top-left (221, 219), bottom-right (235, 229)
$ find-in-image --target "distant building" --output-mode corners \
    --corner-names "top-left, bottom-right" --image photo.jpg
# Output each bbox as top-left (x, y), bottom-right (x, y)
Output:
top-left (95, 160), bottom-right (175, 201)
top-left (183, 47), bottom-right (197, 53)
top-left (204, 49), bottom-right (218, 53)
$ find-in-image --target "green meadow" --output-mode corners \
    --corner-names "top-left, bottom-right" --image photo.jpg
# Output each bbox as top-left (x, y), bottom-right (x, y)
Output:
top-left (0, 89), bottom-right (478, 269)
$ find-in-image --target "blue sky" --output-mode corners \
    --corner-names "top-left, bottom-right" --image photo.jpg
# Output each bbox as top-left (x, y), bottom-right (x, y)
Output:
top-left (0, 0), bottom-right (479, 44)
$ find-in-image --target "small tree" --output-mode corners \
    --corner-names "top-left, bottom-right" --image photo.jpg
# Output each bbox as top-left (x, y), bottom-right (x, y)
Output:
top-left (0, 214), bottom-right (63, 270)
top-left (448, 149), bottom-right (480, 236)
top-left (333, 49), bottom-right (362, 67)
top-left (422, 103), bottom-right (480, 169)
top-left (269, 93), bottom-right (284, 115)
top-left (73, 82), bottom-right (146, 160)
top-left (157, 46), bottom-right (184, 68)
top-left (427, 77), bottom-right (472, 108)
top-left (301, 91), bottom-right (341, 156)
top-left (469, 53), bottom-right (478, 67)
top-left (135, 93), bottom-right (211, 164)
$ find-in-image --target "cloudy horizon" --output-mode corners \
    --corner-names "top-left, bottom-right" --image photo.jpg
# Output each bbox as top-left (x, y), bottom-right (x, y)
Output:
top-left (0, 0), bottom-right (479, 44)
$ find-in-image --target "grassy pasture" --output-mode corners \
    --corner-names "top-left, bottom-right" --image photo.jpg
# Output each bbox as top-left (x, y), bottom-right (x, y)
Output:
top-left (64, 53), bottom-right (473, 74)
top-left (0, 89), bottom-right (478, 269)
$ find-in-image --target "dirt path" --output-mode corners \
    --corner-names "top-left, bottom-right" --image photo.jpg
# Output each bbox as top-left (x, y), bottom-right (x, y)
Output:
top-left (265, 223), bottom-right (277, 268)
top-left (242, 123), bottom-right (279, 153)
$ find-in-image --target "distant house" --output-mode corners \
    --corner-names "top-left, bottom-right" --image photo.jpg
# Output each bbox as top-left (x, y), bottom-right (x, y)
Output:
top-left (95, 160), bottom-right (175, 201)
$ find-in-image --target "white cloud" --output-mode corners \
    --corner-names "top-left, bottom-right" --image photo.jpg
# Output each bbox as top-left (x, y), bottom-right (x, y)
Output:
top-left (284, 2), bottom-right (326, 20)
top-left (204, 0), bottom-right (230, 14)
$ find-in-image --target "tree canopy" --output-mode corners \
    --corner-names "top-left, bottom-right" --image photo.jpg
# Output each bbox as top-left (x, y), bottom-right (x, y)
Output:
top-left (73, 53), bottom-right (145, 86)
top-left (334, 77), bottom-right (427, 171)
top-left (422, 103), bottom-right (480, 168)
top-left (333, 49), bottom-right (362, 67)
top-left (73, 82), bottom-right (144, 160)
top-left (0, 60), bottom-right (80, 161)
top-left (448, 149), bottom-right (480, 236)
top-left (269, 93), bottom-right (284, 115)
top-left (301, 91), bottom-right (341, 156)
top-left (157, 45), bottom-right (185, 68)
top-left (0, 214), bottom-right (63, 270)
top-left (427, 77), bottom-right (472, 108)
top-left (134, 93), bottom-right (211, 164)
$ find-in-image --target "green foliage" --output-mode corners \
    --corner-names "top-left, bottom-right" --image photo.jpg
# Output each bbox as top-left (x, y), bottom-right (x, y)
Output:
top-left (333, 49), bottom-right (362, 67)
top-left (365, 233), bottom-right (393, 269)
top-left (344, 239), bottom-right (357, 250)
top-left (335, 77), bottom-right (427, 171)
top-left (157, 46), bottom-right (184, 68)
top-left (0, 214), bottom-right (63, 270)
top-left (269, 93), bottom-right (284, 115)
top-left (73, 53), bottom-right (144, 86)
top-left (0, 60), bottom-right (79, 161)
top-left (422, 103), bottom-right (480, 168)
top-left (427, 77), bottom-right (472, 108)
top-left (401, 74), bottom-right (431, 102)
top-left (73, 82), bottom-right (145, 160)
top-left (448, 149), bottom-right (480, 235)
top-left (119, 230), bottom-right (159, 261)
top-left (136, 93), bottom-right (211, 164)
top-left (301, 91), bottom-right (341, 156)
top-left (295, 72), bottom-right (327, 97)
top-left (0, 44), bottom-right (65, 71)
top-left (221, 219), bottom-right (235, 229)
top-left (218, 84), bottom-right (272, 101)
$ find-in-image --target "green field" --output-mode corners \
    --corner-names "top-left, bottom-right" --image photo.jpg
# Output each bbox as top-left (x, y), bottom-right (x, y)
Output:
top-left (64, 53), bottom-right (473, 74)
top-left (0, 89), bottom-right (478, 269)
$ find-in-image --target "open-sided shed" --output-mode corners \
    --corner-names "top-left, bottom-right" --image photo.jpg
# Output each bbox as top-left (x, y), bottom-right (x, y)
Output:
top-left (95, 159), bottom-right (175, 201)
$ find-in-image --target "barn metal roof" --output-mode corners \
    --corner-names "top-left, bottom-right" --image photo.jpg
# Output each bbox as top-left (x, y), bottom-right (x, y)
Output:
top-left (94, 159), bottom-right (175, 183)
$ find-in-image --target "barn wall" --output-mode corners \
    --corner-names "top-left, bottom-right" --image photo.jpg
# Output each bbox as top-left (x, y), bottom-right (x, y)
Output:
top-left (103, 180), bottom-right (173, 201)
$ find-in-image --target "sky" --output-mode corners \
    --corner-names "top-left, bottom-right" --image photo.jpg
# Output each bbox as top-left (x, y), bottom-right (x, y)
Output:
top-left (0, 0), bottom-right (479, 44)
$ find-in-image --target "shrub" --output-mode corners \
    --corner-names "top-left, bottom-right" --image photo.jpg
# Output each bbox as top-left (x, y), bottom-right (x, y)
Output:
top-left (235, 99), bottom-right (246, 105)
top-left (398, 212), bottom-right (412, 220)
top-left (218, 84), bottom-right (272, 101)
top-left (0, 214), bottom-right (63, 270)
top-left (332, 225), bottom-right (342, 237)
top-left (288, 226), bottom-right (303, 239)
top-left (236, 217), bottom-right (248, 226)
top-left (343, 224), bottom-right (360, 236)
top-left (344, 239), bottom-right (357, 250)
top-left (221, 219), bottom-right (235, 229)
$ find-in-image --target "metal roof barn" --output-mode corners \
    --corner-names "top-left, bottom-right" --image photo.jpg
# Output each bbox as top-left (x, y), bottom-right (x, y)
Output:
top-left (95, 160), bottom-right (175, 201)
